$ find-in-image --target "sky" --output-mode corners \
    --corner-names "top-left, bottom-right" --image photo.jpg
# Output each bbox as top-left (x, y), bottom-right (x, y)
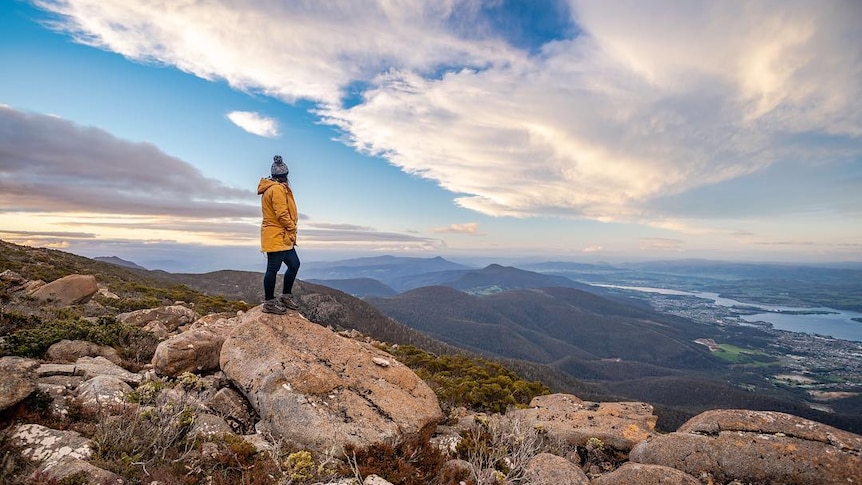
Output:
top-left (1, 0), bottom-right (860, 272)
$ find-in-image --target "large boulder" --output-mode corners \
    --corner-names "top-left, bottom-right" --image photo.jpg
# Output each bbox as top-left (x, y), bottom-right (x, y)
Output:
top-left (46, 339), bottom-right (122, 364)
top-left (630, 409), bottom-right (862, 485)
top-left (74, 356), bottom-right (141, 385)
top-left (29, 274), bottom-right (97, 305)
top-left (523, 452), bottom-right (589, 485)
top-left (592, 463), bottom-right (699, 485)
top-left (11, 424), bottom-right (93, 469)
top-left (152, 328), bottom-right (228, 377)
top-left (116, 305), bottom-right (201, 337)
top-left (220, 306), bottom-right (443, 453)
top-left (0, 356), bottom-right (40, 411)
top-left (507, 393), bottom-right (657, 451)
top-left (76, 375), bottom-right (134, 413)
top-left (39, 456), bottom-right (125, 485)
top-left (189, 413), bottom-right (234, 440)
top-left (151, 313), bottom-right (238, 376)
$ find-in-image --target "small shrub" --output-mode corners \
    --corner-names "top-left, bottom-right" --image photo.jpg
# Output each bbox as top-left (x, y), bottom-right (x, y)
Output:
top-left (341, 428), bottom-right (444, 485)
top-left (456, 414), bottom-right (548, 484)
top-left (580, 436), bottom-right (623, 477)
top-left (128, 378), bottom-right (167, 405)
top-left (89, 394), bottom-right (198, 479)
top-left (183, 433), bottom-right (287, 485)
top-left (285, 450), bottom-right (314, 481)
top-left (177, 372), bottom-right (207, 392)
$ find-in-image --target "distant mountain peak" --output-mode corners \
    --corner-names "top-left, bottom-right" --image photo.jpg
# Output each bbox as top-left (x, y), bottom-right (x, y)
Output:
top-left (94, 256), bottom-right (148, 271)
top-left (484, 263), bottom-right (507, 270)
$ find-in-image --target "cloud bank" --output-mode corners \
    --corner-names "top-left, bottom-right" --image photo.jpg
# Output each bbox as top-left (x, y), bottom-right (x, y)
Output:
top-left (32, 0), bottom-right (862, 228)
top-left (0, 105), bottom-right (255, 218)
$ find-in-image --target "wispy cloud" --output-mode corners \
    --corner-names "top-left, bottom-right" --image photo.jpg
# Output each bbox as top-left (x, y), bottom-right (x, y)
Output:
top-left (226, 111), bottom-right (279, 137)
top-left (0, 229), bottom-right (96, 238)
top-left (307, 223), bottom-right (376, 232)
top-left (30, 0), bottom-right (862, 230)
top-left (432, 222), bottom-right (484, 235)
top-left (301, 222), bottom-right (443, 248)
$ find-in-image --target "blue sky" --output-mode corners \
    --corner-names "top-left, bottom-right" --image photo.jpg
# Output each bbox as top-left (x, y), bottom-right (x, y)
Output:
top-left (1, 0), bottom-right (860, 272)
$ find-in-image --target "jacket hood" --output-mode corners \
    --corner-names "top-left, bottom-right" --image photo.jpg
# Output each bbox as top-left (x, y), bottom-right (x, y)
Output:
top-left (257, 178), bottom-right (280, 195)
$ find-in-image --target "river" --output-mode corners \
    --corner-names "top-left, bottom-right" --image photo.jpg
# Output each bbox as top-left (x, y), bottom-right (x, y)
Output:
top-left (590, 284), bottom-right (862, 342)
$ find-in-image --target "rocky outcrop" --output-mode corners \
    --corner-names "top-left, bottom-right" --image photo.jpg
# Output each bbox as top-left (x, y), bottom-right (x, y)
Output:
top-left (29, 274), bottom-right (97, 305)
top-left (3, 263), bottom-right (862, 485)
top-left (0, 356), bottom-right (40, 411)
top-left (630, 409), bottom-right (862, 485)
top-left (220, 306), bottom-right (443, 453)
top-left (116, 305), bottom-right (201, 338)
top-left (0, 270), bottom-right (44, 294)
top-left (507, 393), bottom-right (657, 451)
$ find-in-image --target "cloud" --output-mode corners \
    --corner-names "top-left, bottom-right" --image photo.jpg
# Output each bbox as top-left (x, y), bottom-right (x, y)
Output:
top-left (300, 222), bottom-right (442, 247)
top-left (0, 106), bottom-right (256, 218)
top-left (302, 228), bottom-right (444, 247)
top-left (432, 222), bottom-right (484, 235)
top-left (33, 0), bottom-right (510, 105)
top-left (0, 229), bottom-right (96, 238)
top-left (226, 111), bottom-right (279, 137)
top-left (307, 223), bottom-right (376, 231)
top-left (31, 0), bottom-right (862, 228)
top-left (323, 2), bottom-right (862, 223)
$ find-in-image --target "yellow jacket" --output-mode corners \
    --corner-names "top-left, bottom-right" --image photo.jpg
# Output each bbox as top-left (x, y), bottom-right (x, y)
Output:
top-left (258, 178), bottom-right (297, 252)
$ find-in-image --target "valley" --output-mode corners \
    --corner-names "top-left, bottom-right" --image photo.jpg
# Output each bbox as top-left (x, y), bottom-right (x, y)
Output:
top-left (604, 285), bottom-right (862, 412)
top-left (303, 256), bottom-right (862, 431)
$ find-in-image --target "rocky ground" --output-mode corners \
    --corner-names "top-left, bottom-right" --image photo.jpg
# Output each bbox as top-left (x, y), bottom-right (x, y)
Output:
top-left (1, 269), bottom-right (861, 484)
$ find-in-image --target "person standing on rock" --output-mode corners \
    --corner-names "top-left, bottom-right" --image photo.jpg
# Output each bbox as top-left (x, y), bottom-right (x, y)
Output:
top-left (258, 155), bottom-right (300, 315)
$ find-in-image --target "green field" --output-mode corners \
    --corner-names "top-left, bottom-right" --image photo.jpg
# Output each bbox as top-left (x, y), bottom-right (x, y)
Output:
top-left (712, 343), bottom-right (770, 364)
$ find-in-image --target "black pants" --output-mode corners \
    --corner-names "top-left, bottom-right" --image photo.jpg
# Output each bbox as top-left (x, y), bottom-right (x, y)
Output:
top-left (263, 248), bottom-right (300, 300)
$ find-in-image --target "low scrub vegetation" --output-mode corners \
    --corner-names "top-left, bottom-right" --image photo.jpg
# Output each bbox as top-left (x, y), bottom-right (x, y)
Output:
top-left (0, 312), bottom-right (159, 368)
top-left (94, 281), bottom-right (248, 314)
top-left (386, 344), bottom-right (549, 414)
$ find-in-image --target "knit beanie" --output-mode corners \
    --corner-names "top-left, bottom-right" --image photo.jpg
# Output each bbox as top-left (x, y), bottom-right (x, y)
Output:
top-left (271, 155), bottom-right (289, 177)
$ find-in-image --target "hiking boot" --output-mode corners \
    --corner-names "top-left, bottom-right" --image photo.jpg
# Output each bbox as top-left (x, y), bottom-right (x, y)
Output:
top-left (262, 299), bottom-right (287, 315)
top-left (280, 294), bottom-right (299, 310)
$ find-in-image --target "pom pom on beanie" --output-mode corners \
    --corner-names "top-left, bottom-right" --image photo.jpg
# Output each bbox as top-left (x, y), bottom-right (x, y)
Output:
top-left (271, 155), bottom-right (289, 177)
